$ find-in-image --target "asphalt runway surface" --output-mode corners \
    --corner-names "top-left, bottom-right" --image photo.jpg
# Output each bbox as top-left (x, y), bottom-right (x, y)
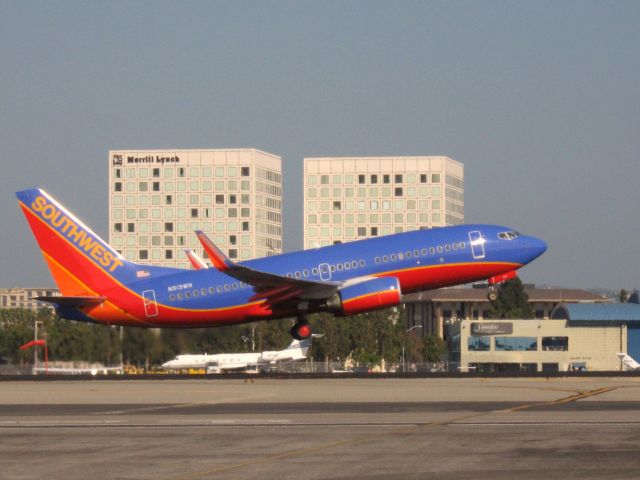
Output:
top-left (1, 378), bottom-right (640, 479)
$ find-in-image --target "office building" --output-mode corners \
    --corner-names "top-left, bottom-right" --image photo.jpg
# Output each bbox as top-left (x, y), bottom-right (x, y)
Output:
top-left (109, 149), bottom-right (282, 268)
top-left (303, 156), bottom-right (463, 248)
top-left (0, 288), bottom-right (60, 311)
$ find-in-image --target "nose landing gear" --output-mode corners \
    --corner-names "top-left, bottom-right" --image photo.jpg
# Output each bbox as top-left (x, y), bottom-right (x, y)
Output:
top-left (487, 288), bottom-right (498, 302)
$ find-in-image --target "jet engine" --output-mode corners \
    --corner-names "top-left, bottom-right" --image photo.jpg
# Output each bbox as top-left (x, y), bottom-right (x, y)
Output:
top-left (326, 276), bottom-right (402, 316)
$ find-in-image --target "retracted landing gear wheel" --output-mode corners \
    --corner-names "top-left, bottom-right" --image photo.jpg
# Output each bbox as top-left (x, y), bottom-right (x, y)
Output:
top-left (291, 321), bottom-right (312, 340)
top-left (487, 290), bottom-right (498, 302)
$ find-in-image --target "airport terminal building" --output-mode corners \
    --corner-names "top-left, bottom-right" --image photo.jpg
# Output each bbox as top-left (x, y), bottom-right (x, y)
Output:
top-left (108, 149), bottom-right (282, 269)
top-left (303, 156), bottom-right (464, 249)
top-left (451, 303), bottom-right (640, 372)
top-left (403, 286), bottom-right (607, 338)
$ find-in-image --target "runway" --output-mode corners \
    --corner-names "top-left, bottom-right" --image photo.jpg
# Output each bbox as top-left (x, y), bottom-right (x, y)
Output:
top-left (1, 377), bottom-right (640, 479)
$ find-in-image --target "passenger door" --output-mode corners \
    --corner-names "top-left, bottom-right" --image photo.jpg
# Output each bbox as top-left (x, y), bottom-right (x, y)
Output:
top-left (469, 231), bottom-right (486, 259)
top-left (319, 263), bottom-right (331, 281)
top-left (142, 289), bottom-right (159, 317)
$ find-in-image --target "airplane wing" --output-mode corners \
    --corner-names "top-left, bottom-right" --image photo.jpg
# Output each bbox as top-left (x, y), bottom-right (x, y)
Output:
top-left (195, 231), bottom-right (341, 306)
top-left (185, 249), bottom-right (208, 270)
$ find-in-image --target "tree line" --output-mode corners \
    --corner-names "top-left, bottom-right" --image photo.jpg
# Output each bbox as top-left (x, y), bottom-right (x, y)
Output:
top-left (0, 307), bottom-right (445, 368)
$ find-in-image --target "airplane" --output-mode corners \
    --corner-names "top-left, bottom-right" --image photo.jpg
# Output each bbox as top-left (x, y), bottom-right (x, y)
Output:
top-left (161, 335), bottom-right (319, 373)
top-left (617, 353), bottom-right (640, 371)
top-left (16, 187), bottom-right (547, 340)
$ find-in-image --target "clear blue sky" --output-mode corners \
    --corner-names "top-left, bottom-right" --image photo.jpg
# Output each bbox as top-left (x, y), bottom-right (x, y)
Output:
top-left (1, 1), bottom-right (638, 290)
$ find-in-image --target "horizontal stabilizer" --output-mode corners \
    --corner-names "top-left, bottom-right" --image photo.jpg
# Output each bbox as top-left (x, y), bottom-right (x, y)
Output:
top-left (35, 296), bottom-right (106, 308)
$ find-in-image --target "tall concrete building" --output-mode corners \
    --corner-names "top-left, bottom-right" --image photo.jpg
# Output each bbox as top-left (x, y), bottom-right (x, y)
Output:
top-left (303, 156), bottom-right (463, 248)
top-left (109, 149), bottom-right (282, 269)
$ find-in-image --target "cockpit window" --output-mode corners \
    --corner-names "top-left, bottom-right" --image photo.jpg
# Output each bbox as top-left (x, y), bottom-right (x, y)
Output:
top-left (498, 231), bottom-right (521, 240)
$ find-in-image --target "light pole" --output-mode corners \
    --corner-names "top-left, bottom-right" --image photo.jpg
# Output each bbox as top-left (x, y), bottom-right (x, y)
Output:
top-left (402, 325), bottom-right (422, 372)
top-left (33, 320), bottom-right (43, 375)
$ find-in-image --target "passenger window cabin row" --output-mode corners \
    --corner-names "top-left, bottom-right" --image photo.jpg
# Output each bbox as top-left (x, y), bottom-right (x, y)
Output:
top-left (374, 241), bottom-right (466, 265)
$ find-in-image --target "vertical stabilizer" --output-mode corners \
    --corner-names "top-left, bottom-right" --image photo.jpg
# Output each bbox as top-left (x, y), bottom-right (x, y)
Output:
top-left (16, 188), bottom-right (139, 295)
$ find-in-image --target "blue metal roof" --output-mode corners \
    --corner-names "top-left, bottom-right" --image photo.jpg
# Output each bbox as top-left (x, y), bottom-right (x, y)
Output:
top-left (552, 303), bottom-right (640, 323)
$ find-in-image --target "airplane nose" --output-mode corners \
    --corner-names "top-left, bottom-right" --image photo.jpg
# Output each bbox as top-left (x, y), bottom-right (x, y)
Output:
top-left (524, 236), bottom-right (547, 261)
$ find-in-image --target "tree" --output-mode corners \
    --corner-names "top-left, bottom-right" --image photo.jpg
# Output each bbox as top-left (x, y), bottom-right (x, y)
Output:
top-left (423, 334), bottom-right (446, 362)
top-left (620, 289), bottom-right (629, 303)
top-left (488, 277), bottom-right (534, 319)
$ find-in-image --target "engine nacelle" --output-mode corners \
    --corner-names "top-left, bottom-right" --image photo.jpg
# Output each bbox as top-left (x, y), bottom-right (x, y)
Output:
top-left (326, 277), bottom-right (402, 316)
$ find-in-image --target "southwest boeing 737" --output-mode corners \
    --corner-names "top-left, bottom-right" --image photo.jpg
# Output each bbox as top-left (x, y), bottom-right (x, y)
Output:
top-left (16, 188), bottom-right (547, 340)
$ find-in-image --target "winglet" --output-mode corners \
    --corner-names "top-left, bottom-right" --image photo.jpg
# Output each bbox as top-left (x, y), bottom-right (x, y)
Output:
top-left (195, 231), bottom-right (234, 272)
top-left (185, 249), bottom-right (208, 270)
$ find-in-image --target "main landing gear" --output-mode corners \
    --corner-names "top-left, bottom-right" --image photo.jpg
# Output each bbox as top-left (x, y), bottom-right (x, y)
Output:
top-left (291, 315), bottom-right (312, 340)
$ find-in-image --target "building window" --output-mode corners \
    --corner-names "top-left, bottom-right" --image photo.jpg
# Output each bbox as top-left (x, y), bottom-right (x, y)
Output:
top-left (395, 174), bottom-right (403, 183)
top-left (432, 173), bottom-right (441, 183)
top-left (127, 223), bottom-right (135, 233)
top-left (333, 201), bottom-right (342, 211)
top-left (165, 195), bottom-right (172, 205)
top-left (165, 250), bottom-right (173, 260)
top-left (383, 174), bottom-right (390, 184)
top-left (468, 336), bottom-right (490, 351)
top-left (229, 194), bottom-right (237, 204)
top-left (114, 182), bottom-right (122, 192)
top-left (370, 174), bottom-right (378, 184)
top-left (139, 250), bottom-right (148, 260)
top-left (229, 235), bottom-right (237, 245)
top-left (114, 223), bottom-right (123, 233)
top-left (178, 168), bottom-right (185, 178)
top-left (357, 227), bottom-right (367, 237)
top-left (542, 337), bottom-right (568, 351)
top-left (420, 174), bottom-right (428, 183)
top-left (191, 208), bottom-right (198, 218)
top-left (164, 222), bottom-right (174, 232)
top-left (395, 187), bottom-right (403, 197)
top-left (241, 167), bottom-right (250, 176)
top-left (152, 168), bottom-right (160, 178)
top-left (229, 249), bottom-right (238, 259)
top-left (151, 182), bottom-right (160, 191)
top-left (215, 194), bottom-right (224, 204)
top-left (358, 174), bottom-right (366, 184)
top-left (242, 221), bottom-right (250, 231)
top-left (371, 227), bottom-right (378, 236)
top-left (495, 337), bottom-right (537, 351)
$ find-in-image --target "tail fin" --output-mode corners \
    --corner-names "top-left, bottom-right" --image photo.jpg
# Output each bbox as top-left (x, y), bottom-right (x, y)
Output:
top-left (278, 334), bottom-right (322, 360)
top-left (16, 188), bottom-right (146, 295)
top-left (618, 353), bottom-right (640, 370)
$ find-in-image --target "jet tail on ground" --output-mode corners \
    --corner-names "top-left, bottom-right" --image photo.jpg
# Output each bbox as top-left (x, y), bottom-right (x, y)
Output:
top-left (617, 353), bottom-right (640, 370)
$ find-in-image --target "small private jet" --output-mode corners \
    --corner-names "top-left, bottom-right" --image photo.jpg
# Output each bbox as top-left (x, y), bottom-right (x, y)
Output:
top-left (162, 335), bottom-right (319, 373)
top-left (16, 188), bottom-right (546, 339)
